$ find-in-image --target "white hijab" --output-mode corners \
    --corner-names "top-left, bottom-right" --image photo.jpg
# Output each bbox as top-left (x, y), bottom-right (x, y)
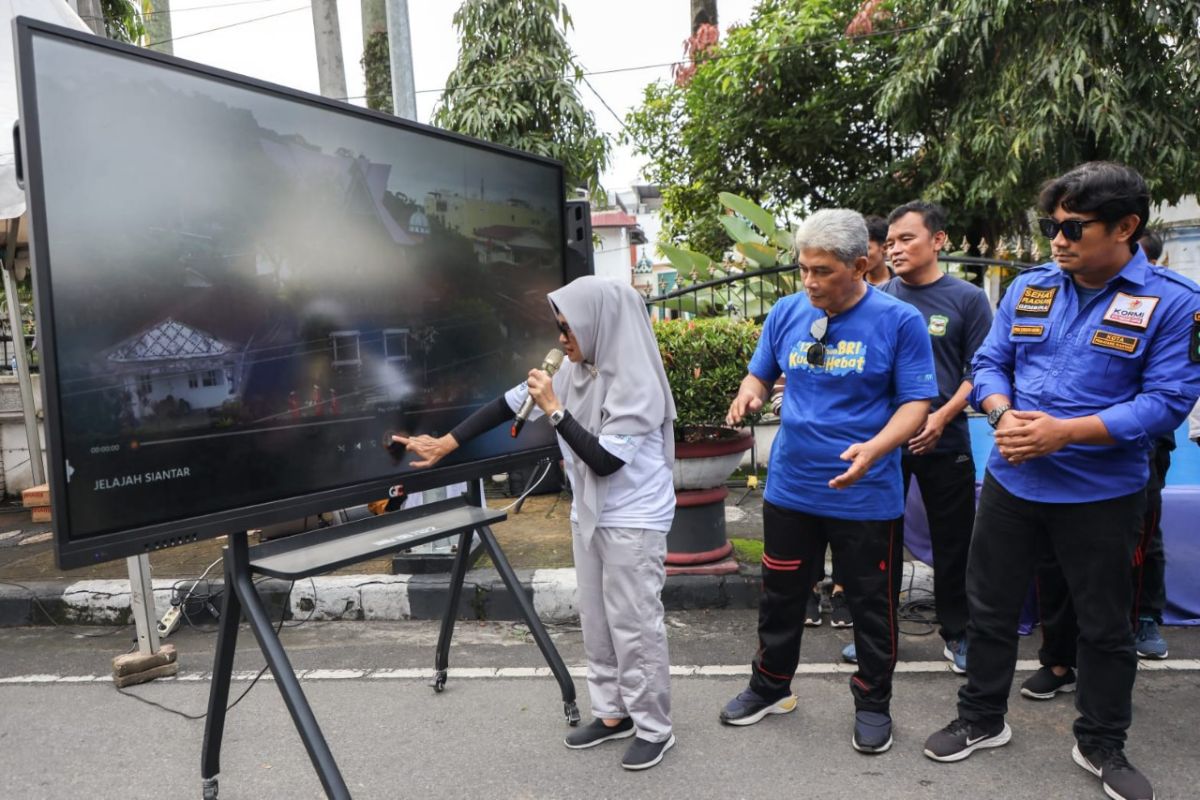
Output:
top-left (547, 277), bottom-right (676, 546)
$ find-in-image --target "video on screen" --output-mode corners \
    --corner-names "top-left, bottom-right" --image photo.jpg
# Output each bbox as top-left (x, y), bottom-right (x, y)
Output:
top-left (26, 34), bottom-right (564, 542)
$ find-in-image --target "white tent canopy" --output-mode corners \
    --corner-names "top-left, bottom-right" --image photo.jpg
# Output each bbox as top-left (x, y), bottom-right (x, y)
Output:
top-left (0, 0), bottom-right (89, 220)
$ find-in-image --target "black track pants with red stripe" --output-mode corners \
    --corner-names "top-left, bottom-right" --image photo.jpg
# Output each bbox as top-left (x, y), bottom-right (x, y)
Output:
top-left (750, 500), bottom-right (903, 713)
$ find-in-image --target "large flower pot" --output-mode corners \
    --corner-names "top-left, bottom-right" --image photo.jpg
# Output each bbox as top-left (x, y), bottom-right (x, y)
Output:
top-left (666, 429), bottom-right (753, 575)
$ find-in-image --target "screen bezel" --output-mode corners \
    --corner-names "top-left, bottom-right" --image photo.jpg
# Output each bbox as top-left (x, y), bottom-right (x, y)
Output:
top-left (13, 18), bottom-right (567, 569)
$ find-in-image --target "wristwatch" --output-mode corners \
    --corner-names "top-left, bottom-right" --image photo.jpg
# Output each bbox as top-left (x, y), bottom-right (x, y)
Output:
top-left (548, 408), bottom-right (566, 427)
top-left (986, 404), bottom-right (1012, 429)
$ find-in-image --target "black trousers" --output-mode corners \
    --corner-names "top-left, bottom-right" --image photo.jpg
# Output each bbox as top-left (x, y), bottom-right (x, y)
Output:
top-left (902, 451), bottom-right (976, 643)
top-left (958, 473), bottom-right (1145, 750)
top-left (751, 500), bottom-right (903, 713)
top-left (1036, 443), bottom-right (1171, 668)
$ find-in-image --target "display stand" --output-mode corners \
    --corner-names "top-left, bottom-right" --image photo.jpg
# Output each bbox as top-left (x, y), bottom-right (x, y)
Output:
top-left (198, 482), bottom-right (578, 799)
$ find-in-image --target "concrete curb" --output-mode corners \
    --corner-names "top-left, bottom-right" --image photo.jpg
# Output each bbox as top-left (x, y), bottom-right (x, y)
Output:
top-left (0, 562), bottom-right (936, 627)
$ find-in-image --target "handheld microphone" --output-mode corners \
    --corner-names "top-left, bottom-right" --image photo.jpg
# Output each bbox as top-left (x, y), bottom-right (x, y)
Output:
top-left (511, 348), bottom-right (564, 437)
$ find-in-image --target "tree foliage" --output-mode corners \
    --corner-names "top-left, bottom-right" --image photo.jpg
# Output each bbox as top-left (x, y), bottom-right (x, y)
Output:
top-left (433, 0), bottom-right (609, 198)
top-left (872, 0), bottom-right (1200, 246)
top-left (101, 0), bottom-right (145, 44)
top-left (361, 30), bottom-right (394, 114)
top-left (626, 0), bottom-right (905, 258)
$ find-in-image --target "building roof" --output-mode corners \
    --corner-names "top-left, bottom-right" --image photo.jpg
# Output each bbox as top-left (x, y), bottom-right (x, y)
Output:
top-left (107, 318), bottom-right (233, 363)
top-left (590, 209), bottom-right (639, 228)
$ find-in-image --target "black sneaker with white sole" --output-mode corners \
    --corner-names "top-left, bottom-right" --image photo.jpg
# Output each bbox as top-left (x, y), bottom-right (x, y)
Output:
top-left (1072, 743), bottom-right (1155, 800)
top-left (622, 734), bottom-right (676, 771)
top-left (830, 591), bottom-right (853, 628)
top-left (923, 717), bottom-right (1012, 762)
top-left (1020, 666), bottom-right (1077, 700)
top-left (805, 587), bottom-right (823, 626)
top-left (564, 717), bottom-right (635, 749)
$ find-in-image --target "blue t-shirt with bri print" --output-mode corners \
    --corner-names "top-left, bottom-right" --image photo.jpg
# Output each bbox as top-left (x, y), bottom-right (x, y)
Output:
top-left (749, 287), bottom-right (937, 520)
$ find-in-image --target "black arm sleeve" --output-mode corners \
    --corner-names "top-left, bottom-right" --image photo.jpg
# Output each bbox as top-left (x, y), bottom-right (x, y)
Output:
top-left (555, 410), bottom-right (626, 476)
top-left (448, 396), bottom-right (512, 444)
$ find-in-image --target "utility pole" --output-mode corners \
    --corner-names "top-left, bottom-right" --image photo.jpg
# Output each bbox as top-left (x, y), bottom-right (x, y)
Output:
top-left (384, 0), bottom-right (416, 120)
top-left (690, 0), bottom-right (717, 34)
top-left (310, 0), bottom-right (348, 99)
top-left (144, 0), bottom-right (174, 55)
top-left (74, 0), bottom-right (105, 36)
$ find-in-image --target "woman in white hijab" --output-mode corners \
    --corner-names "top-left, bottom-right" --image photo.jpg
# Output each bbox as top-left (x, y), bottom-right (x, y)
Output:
top-left (394, 276), bottom-right (678, 771)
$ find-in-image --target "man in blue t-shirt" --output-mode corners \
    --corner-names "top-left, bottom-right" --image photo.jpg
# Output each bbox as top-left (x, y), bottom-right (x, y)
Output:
top-left (718, 208), bottom-right (936, 755)
top-left (878, 201), bottom-right (994, 674)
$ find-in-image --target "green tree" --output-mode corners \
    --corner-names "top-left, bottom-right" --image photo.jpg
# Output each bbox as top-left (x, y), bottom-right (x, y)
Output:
top-left (360, 0), bottom-right (392, 113)
top-left (101, 0), bottom-right (145, 43)
top-left (626, 0), bottom-right (904, 258)
top-left (870, 0), bottom-right (1200, 250)
top-left (433, 0), bottom-right (610, 198)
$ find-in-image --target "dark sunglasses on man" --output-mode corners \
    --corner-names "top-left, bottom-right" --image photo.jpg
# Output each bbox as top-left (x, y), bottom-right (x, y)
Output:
top-left (1037, 216), bottom-right (1104, 242)
top-left (807, 315), bottom-right (829, 368)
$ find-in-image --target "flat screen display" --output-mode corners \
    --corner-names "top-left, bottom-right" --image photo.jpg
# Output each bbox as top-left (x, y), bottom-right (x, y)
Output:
top-left (14, 20), bottom-right (565, 567)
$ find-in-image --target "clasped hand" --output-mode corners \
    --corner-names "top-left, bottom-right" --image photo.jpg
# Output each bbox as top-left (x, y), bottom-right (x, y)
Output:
top-left (993, 410), bottom-right (1071, 465)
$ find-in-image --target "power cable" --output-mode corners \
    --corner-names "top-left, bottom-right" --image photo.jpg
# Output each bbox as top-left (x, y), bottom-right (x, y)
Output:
top-left (79, 0), bottom-right (297, 22)
top-left (332, 11), bottom-right (996, 104)
top-left (145, 5), bottom-right (310, 48)
top-left (116, 579), bottom-right (300, 720)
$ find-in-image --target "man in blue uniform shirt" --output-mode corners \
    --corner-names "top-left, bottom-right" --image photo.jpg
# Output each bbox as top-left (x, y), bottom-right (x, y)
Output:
top-left (719, 209), bottom-right (935, 755)
top-left (923, 163), bottom-right (1200, 800)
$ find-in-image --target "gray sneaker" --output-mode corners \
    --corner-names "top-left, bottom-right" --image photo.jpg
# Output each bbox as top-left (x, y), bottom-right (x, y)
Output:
top-left (564, 717), bottom-right (635, 749)
top-left (622, 734), bottom-right (676, 771)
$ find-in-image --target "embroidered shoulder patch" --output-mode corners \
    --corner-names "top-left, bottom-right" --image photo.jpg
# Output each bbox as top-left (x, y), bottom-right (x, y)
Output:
top-left (1191, 312), bottom-right (1200, 363)
top-left (1010, 324), bottom-right (1045, 337)
top-left (1015, 285), bottom-right (1058, 317)
top-left (1101, 292), bottom-right (1160, 331)
top-left (1091, 329), bottom-right (1139, 355)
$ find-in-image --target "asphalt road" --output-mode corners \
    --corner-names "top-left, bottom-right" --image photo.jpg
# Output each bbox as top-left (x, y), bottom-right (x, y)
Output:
top-left (1, 612), bottom-right (1196, 799)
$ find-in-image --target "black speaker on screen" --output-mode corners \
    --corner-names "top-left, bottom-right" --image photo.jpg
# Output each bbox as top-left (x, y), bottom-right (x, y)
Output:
top-left (564, 199), bottom-right (594, 282)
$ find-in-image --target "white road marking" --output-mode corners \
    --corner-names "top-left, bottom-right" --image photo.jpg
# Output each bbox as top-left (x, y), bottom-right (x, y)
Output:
top-left (1, 659), bottom-right (1197, 685)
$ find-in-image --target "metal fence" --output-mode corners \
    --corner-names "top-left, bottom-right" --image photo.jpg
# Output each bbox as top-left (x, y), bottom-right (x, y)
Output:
top-left (644, 254), bottom-right (1034, 319)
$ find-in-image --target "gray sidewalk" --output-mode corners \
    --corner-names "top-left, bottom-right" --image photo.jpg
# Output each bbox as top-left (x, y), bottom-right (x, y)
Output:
top-left (0, 488), bottom-right (794, 626)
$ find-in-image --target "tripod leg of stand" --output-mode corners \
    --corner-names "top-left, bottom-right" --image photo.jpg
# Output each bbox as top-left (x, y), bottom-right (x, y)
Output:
top-left (431, 528), bottom-right (473, 693)
top-left (477, 524), bottom-right (579, 725)
top-left (229, 534), bottom-right (350, 800)
top-left (200, 549), bottom-right (244, 800)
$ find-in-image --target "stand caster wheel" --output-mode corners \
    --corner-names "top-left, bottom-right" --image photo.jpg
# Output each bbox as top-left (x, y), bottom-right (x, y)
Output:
top-left (431, 669), bottom-right (447, 693)
top-left (564, 701), bottom-right (580, 726)
top-left (201, 777), bottom-right (219, 800)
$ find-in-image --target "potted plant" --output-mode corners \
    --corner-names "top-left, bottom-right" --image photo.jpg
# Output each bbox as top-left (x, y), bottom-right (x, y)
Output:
top-left (654, 316), bottom-right (761, 574)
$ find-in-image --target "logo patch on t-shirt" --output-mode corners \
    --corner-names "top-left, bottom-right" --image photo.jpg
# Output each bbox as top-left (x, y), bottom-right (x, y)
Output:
top-left (788, 340), bottom-right (867, 375)
top-left (1010, 324), bottom-right (1045, 337)
top-left (1101, 292), bottom-right (1160, 331)
top-left (1091, 329), bottom-right (1139, 354)
top-left (928, 314), bottom-right (949, 336)
top-left (1015, 285), bottom-right (1058, 317)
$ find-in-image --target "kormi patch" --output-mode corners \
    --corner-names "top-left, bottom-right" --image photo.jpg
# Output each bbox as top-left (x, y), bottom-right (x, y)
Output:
top-left (1091, 329), bottom-right (1139, 354)
top-left (1010, 324), bottom-right (1045, 337)
top-left (1101, 292), bottom-right (1160, 331)
top-left (1191, 314), bottom-right (1200, 363)
top-left (1015, 285), bottom-right (1058, 316)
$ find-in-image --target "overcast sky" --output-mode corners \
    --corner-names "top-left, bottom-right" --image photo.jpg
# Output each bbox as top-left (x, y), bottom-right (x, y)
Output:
top-left (168, 0), bottom-right (760, 193)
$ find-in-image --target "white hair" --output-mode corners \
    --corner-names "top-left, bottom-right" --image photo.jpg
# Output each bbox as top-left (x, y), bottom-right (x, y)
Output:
top-left (793, 209), bottom-right (869, 267)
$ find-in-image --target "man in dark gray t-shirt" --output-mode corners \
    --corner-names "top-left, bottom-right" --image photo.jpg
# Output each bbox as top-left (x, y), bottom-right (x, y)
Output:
top-left (878, 201), bottom-right (993, 673)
